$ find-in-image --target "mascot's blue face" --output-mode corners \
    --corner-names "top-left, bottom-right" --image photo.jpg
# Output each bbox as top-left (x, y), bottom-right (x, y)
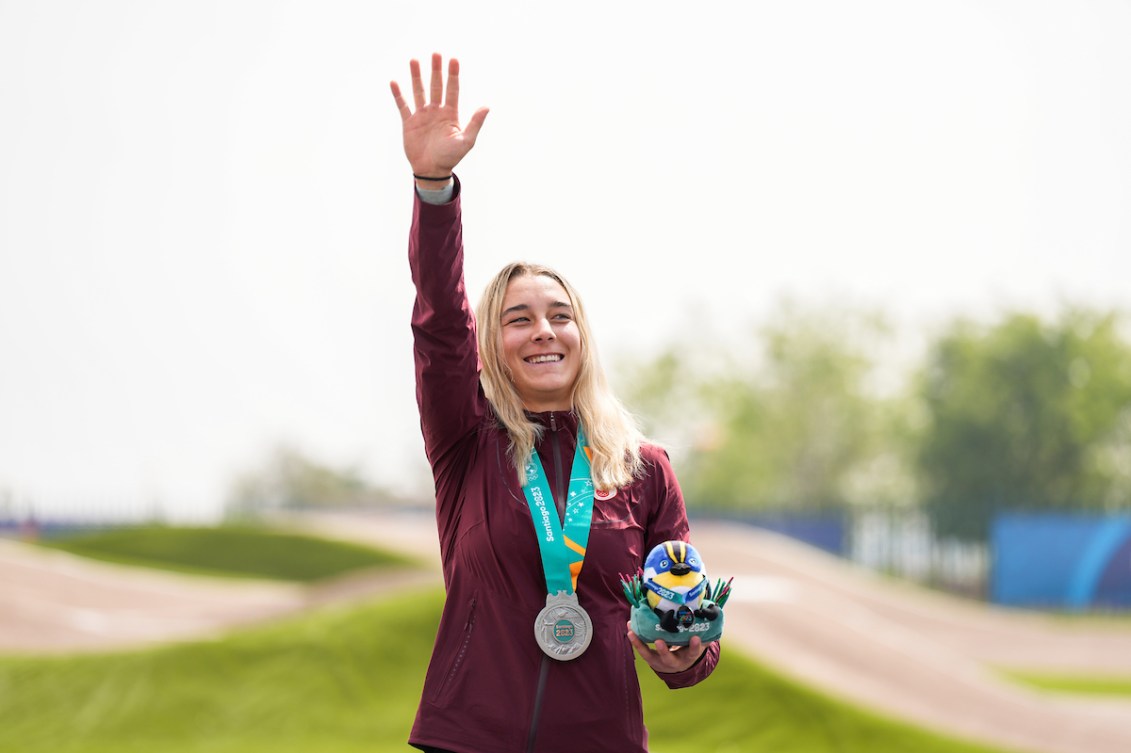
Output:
top-left (644, 540), bottom-right (704, 579)
top-left (642, 540), bottom-right (708, 612)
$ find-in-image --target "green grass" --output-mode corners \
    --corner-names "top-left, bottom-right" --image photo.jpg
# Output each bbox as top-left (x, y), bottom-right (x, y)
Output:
top-left (1000, 670), bottom-right (1131, 697)
top-left (0, 592), bottom-right (435, 753)
top-left (1044, 611), bottom-right (1131, 628)
top-left (0, 589), bottom-right (1025, 753)
top-left (36, 525), bottom-right (413, 581)
top-left (640, 651), bottom-right (1021, 753)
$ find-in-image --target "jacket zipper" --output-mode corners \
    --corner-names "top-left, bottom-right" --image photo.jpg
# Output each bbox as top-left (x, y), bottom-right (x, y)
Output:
top-left (525, 655), bottom-right (552, 753)
top-left (550, 412), bottom-right (565, 524)
top-left (438, 595), bottom-right (477, 697)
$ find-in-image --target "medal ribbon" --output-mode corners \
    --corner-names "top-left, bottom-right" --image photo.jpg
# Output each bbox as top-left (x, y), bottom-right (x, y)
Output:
top-left (522, 425), bottom-right (595, 595)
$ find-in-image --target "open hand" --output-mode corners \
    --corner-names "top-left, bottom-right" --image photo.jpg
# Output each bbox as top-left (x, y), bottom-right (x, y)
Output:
top-left (627, 623), bottom-right (707, 674)
top-left (390, 53), bottom-right (489, 180)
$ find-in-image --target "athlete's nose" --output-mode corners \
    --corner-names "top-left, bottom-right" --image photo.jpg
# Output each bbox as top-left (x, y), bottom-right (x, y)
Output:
top-left (532, 316), bottom-right (555, 341)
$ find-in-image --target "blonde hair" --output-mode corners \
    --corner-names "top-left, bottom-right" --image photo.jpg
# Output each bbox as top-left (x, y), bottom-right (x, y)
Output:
top-left (477, 262), bottom-right (644, 490)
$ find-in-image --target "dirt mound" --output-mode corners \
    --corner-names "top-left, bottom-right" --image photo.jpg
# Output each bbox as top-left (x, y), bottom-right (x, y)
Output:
top-left (0, 536), bottom-right (429, 653)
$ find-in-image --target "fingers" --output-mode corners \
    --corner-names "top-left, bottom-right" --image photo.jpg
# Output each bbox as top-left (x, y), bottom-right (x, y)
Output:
top-left (402, 55), bottom-right (465, 115)
top-left (410, 58), bottom-right (425, 111)
top-left (396, 53), bottom-right (488, 155)
top-left (627, 627), bottom-right (668, 661)
top-left (429, 52), bottom-right (443, 105)
top-left (445, 57), bottom-right (460, 111)
top-left (651, 639), bottom-right (698, 672)
top-left (626, 628), bottom-right (652, 663)
top-left (626, 623), bottom-right (705, 673)
top-left (389, 81), bottom-right (411, 122)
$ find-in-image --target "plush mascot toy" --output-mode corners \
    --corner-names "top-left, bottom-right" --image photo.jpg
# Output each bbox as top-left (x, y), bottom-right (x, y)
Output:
top-left (621, 540), bottom-right (732, 646)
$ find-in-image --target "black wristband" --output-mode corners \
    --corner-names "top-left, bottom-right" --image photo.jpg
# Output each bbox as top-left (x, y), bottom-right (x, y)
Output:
top-left (413, 173), bottom-right (453, 182)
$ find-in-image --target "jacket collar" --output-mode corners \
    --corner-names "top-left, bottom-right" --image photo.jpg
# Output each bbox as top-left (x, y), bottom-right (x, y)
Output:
top-left (525, 409), bottom-right (579, 434)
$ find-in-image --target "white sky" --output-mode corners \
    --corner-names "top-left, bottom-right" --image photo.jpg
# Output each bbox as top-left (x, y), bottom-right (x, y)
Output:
top-left (1, 0), bottom-right (1129, 521)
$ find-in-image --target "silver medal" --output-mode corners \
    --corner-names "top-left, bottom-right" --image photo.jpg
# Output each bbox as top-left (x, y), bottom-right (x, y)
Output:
top-left (534, 591), bottom-right (593, 661)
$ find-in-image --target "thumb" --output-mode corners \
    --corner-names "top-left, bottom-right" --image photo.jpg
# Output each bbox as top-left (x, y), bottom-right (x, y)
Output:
top-left (463, 107), bottom-right (490, 145)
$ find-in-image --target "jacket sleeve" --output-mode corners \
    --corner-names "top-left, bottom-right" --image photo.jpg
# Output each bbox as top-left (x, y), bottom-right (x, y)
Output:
top-left (407, 176), bottom-right (488, 475)
top-left (641, 445), bottom-right (722, 689)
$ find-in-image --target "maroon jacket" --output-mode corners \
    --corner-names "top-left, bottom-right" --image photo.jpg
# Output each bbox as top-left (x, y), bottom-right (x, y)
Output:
top-left (407, 178), bottom-right (720, 753)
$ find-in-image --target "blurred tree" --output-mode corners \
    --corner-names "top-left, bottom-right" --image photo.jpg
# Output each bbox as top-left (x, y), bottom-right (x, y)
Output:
top-left (225, 446), bottom-right (401, 520)
top-left (622, 302), bottom-right (906, 512)
top-left (689, 306), bottom-right (896, 511)
top-left (917, 309), bottom-right (1131, 541)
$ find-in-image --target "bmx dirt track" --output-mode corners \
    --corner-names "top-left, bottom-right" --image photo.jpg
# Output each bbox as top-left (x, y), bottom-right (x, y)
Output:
top-left (3, 512), bottom-right (1130, 753)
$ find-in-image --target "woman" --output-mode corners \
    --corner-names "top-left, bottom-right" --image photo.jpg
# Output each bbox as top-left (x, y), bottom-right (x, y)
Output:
top-left (391, 53), bottom-right (720, 753)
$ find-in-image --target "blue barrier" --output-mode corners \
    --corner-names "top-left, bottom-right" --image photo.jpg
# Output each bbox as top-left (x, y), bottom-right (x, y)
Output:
top-left (991, 513), bottom-right (1131, 610)
top-left (691, 510), bottom-right (846, 556)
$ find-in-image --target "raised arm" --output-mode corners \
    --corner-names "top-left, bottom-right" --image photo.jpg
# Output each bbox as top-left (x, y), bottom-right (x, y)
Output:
top-left (396, 54), bottom-right (490, 479)
top-left (390, 53), bottom-right (489, 190)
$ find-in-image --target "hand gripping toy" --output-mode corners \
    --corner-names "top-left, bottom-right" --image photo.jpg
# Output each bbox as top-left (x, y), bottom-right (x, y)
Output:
top-left (620, 540), bottom-right (733, 646)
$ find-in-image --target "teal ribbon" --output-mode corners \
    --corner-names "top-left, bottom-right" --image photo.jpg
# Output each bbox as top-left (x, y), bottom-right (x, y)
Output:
top-left (644, 579), bottom-right (707, 607)
top-left (522, 426), bottom-right (595, 595)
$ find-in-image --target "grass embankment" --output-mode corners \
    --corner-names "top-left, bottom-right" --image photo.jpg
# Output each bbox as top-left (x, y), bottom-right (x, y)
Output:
top-left (36, 524), bottom-right (413, 581)
top-left (4, 525), bottom-right (1022, 752)
top-left (0, 602), bottom-right (1022, 753)
top-left (0, 593), bottom-right (434, 753)
top-left (1001, 670), bottom-right (1131, 697)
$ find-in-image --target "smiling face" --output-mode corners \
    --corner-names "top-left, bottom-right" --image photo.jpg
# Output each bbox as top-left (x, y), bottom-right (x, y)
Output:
top-left (499, 273), bottom-right (582, 412)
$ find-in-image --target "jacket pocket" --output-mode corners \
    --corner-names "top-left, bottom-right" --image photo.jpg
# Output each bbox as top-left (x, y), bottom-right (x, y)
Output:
top-left (431, 594), bottom-right (477, 704)
top-left (590, 516), bottom-right (632, 529)
top-left (588, 519), bottom-right (645, 570)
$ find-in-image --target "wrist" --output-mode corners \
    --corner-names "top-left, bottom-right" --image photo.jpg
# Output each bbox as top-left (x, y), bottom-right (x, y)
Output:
top-left (416, 178), bottom-right (454, 205)
top-left (413, 173), bottom-right (453, 190)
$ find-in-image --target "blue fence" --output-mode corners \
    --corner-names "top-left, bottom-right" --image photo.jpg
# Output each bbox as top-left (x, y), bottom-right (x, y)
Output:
top-left (0, 517), bottom-right (120, 540)
top-left (692, 509), bottom-right (847, 556)
top-left (991, 513), bottom-right (1131, 610)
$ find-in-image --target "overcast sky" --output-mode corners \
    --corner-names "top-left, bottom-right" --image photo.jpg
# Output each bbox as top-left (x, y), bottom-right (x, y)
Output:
top-left (1, 0), bottom-right (1129, 521)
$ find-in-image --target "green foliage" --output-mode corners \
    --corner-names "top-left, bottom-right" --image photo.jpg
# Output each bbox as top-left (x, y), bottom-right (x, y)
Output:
top-left (226, 445), bottom-right (403, 520)
top-left (0, 590), bottom-right (1017, 753)
top-left (624, 302), bottom-right (909, 512)
top-left (39, 525), bottom-right (412, 581)
top-left (624, 303), bottom-right (1131, 541)
top-left (917, 309), bottom-right (1131, 541)
top-left (694, 307), bottom-right (885, 510)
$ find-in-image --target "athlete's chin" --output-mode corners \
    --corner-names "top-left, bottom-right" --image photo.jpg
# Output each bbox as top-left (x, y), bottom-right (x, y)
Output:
top-left (519, 389), bottom-right (574, 412)
top-left (517, 379), bottom-right (576, 405)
